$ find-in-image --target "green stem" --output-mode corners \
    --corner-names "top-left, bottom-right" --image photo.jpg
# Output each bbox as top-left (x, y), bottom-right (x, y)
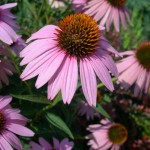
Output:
top-left (4, 45), bottom-right (33, 94)
top-left (33, 93), bottom-right (61, 121)
top-left (97, 77), bottom-right (117, 88)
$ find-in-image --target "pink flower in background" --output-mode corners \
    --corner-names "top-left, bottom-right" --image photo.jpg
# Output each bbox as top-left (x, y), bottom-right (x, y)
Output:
top-left (0, 46), bottom-right (16, 89)
top-left (29, 137), bottom-right (74, 150)
top-left (20, 13), bottom-right (119, 106)
top-left (71, 0), bottom-right (88, 12)
top-left (10, 37), bottom-right (26, 56)
top-left (86, 119), bottom-right (128, 150)
top-left (48, 0), bottom-right (66, 8)
top-left (117, 42), bottom-right (150, 97)
top-left (0, 96), bottom-right (34, 150)
top-left (77, 101), bottom-right (100, 120)
top-left (0, 3), bottom-right (19, 45)
top-left (72, 0), bottom-right (130, 32)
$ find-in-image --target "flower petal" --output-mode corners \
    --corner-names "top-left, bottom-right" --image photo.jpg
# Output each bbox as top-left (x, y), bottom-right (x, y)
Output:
top-left (6, 123), bottom-right (34, 137)
top-left (61, 56), bottom-right (78, 104)
top-left (80, 58), bottom-right (97, 106)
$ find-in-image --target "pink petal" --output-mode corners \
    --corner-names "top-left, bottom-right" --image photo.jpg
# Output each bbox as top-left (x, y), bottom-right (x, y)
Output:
top-left (29, 141), bottom-right (42, 150)
top-left (53, 138), bottom-right (60, 149)
top-left (100, 5), bottom-right (111, 26)
top-left (26, 25), bottom-right (59, 43)
top-left (20, 48), bottom-right (58, 80)
top-left (99, 40), bottom-right (120, 56)
top-left (2, 130), bottom-right (22, 150)
top-left (39, 137), bottom-right (52, 149)
top-left (134, 68), bottom-right (147, 97)
top-left (119, 9), bottom-right (127, 29)
top-left (0, 22), bottom-right (19, 42)
top-left (61, 56), bottom-right (78, 104)
top-left (35, 51), bottom-right (66, 88)
top-left (6, 123), bottom-right (34, 137)
top-left (90, 55), bottom-right (114, 91)
top-left (0, 25), bottom-right (13, 44)
top-left (0, 3), bottom-right (17, 9)
top-left (113, 8), bottom-right (120, 32)
top-left (98, 50), bottom-right (118, 77)
top-left (0, 135), bottom-right (13, 150)
top-left (80, 58), bottom-right (97, 106)
top-left (0, 96), bottom-right (12, 110)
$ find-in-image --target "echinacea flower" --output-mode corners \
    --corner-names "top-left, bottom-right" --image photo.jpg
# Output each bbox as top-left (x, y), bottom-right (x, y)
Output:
top-left (117, 42), bottom-right (150, 97)
top-left (0, 3), bottom-right (19, 45)
top-left (77, 101), bottom-right (100, 120)
top-left (72, 0), bottom-right (130, 32)
top-left (20, 13), bottom-right (119, 106)
top-left (0, 96), bottom-right (34, 150)
top-left (29, 137), bottom-right (74, 150)
top-left (86, 119), bottom-right (128, 150)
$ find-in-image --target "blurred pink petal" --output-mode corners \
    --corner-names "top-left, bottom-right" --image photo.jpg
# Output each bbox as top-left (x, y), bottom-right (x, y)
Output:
top-left (72, 0), bottom-right (130, 32)
top-left (0, 96), bottom-right (34, 150)
top-left (86, 119), bottom-right (128, 150)
top-left (0, 3), bottom-right (19, 44)
top-left (117, 42), bottom-right (150, 97)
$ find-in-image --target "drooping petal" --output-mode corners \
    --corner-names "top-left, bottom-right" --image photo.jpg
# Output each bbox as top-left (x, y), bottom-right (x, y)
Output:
top-left (1, 131), bottom-right (22, 150)
top-left (35, 51), bottom-right (66, 88)
top-left (90, 55), bottom-right (114, 91)
top-left (21, 48), bottom-right (58, 80)
top-left (61, 56), bottom-right (78, 104)
top-left (97, 50), bottom-right (118, 77)
top-left (0, 135), bottom-right (13, 150)
top-left (80, 58), bottom-right (97, 106)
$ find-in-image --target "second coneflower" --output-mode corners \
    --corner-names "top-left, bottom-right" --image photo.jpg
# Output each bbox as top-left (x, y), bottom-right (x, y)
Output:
top-left (117, 42), bottom-right (150, 97)
top-left (72, 0), bottom-right (130, 32)
top-left (20, 13), bottom-right (119, 106)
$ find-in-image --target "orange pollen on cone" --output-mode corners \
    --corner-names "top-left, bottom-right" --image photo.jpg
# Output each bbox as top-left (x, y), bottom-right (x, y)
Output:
top-left (136, 41), bottom-right (150, 70)
top-left (107, 0), bottom-right (127, 7)
top-left (55, 13), bottom-right (100, 57)
top-left (108, 123), bottom-right (128, 145)
top-left (0, 112), bottom-right (5, 130)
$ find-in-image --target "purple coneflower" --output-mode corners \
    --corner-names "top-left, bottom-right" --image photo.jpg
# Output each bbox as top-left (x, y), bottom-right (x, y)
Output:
top-left (0, 96), bottom-right (34, 150)
top-left (117, 42), bottom-right (150, 97)
top-left (29, 137), bottom-right (74, 150)
top-left (0, 3), bottom-right (19, 45)
top-left (20, 13), bottom-right (119, 106)
top-left (72, 0), bottom-right (130, 32)
top-left (86, 119), bottom-right (128, 150)
top-left (77, 101), bottom-right (100, 120)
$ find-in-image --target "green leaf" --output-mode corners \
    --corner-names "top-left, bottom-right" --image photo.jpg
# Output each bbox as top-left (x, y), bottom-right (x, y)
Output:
top-left (95, 104), bottom-right (111, 119)
top-left (103, 94), bottom-right (111, 103)
top-left (11, 94), bottom-right (51, 104)
top-left (46, 113), bottom-right (74, 139)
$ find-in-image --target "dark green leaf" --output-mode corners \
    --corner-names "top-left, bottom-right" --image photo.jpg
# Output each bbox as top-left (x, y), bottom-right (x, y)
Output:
top-left (11, 94), bottom-right (51, 104)
top-left (95, 104), bottom-right (111, 119)
top-left (46, 113), bottom-right (74, 139)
